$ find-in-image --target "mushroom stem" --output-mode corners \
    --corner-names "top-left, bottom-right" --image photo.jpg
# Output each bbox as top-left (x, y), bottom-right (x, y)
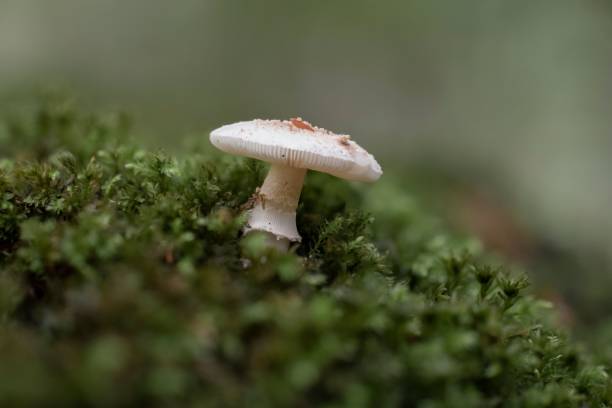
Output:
top-left (245, 164), bottom-right (307, 249)
top-left (260, 164), bottom-right (306, 211)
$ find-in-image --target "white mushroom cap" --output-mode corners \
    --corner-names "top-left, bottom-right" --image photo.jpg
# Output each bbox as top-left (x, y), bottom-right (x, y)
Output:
top-left (210, 118), bottom-right (382, 182)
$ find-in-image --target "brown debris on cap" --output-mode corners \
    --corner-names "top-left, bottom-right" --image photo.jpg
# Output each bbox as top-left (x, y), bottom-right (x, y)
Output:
top-left (290, 117), bottom-right (315, 132)
top-left (338, 135), bottom-right (351, 146)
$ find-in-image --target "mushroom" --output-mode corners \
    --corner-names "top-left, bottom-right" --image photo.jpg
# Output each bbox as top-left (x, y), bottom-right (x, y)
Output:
top-left (210, 118), bottom-right (382, 251)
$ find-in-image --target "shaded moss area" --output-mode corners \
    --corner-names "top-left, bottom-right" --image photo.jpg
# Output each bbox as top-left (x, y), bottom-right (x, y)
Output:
top-left (0, 99), bottom-right (610, 407)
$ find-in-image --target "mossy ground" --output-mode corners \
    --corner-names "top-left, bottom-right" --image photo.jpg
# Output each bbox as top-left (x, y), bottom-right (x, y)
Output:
top-left (0, 98), bottom-right (610, 407)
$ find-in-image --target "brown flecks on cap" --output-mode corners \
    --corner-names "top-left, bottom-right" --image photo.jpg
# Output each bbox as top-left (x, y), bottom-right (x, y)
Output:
top-left (290, 117), bottom-right (315, 132)
top-left (338, 135), bottom-right (351, 146)
top-left (338, 135), bottom-right (355, 152)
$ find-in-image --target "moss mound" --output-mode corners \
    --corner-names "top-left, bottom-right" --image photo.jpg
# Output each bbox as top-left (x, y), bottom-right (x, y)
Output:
top-left (0, 99), bottom-right (610, 407)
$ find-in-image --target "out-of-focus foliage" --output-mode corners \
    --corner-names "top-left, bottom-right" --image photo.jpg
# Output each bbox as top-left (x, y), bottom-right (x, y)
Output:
top-left (0, 100), bottom-right (611, 406)
top-left (3, 0), bottom-right (612, 331)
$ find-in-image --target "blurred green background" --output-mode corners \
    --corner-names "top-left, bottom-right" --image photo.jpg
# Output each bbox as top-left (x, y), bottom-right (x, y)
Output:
top-left (1, 0), bottom-right (611, 326)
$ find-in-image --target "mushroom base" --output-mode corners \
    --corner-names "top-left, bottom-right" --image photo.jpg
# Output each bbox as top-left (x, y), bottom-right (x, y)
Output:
top-left (243, 164), bottom-right (306, 249)
top-left (245, 204), bottom-right (301, 243)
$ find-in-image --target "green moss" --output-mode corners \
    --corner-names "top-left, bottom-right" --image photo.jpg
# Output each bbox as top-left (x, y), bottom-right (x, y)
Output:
top-left (0, 99), bottom-right (610, 407)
